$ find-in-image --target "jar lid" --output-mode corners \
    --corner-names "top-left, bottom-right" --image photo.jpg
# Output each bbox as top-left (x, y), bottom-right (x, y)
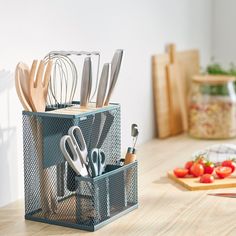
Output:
top-left (192, 75), bottom-right (236, 84)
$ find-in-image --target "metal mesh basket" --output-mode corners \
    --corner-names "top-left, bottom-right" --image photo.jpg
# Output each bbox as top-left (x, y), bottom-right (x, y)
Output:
top-left (23, 103), bottom-right (138, 231)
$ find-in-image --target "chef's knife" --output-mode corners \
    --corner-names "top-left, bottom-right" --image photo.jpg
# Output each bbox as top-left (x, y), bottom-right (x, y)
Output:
top-left (104, 49), bottom-right (123, 106)
top-left (80, 57), bottom-right (92, 108)
top-left (96, 63), bottom-right (109, 108)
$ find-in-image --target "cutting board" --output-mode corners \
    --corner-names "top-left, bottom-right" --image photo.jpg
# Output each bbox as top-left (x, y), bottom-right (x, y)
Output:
top-left (168, 171), bottom-right (236, 191)
top-left (166, 44), bottom-right (183, 135)
top-left (177, 49), bottom-right (200, 96)
top-left (152, 45), bottom-right (200, 138)
top-left (152, 54), bottom-right (171, 138)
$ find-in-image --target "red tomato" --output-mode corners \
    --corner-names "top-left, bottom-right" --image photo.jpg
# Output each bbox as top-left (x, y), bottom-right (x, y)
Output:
top-left (200, 174), bottom-right (214, 183)
top-left (215, 166), bottom-right (232, 179)
top-left (173, 168), bottom-right (188, 178)
top-left (184, 161), bottom-right (194, 174)
top-left (222, 160), bottom-right (236, 173)
top-left (203, 161), bottom-right (215, 174)
top-left (190, 163), bottom-right (204, 177)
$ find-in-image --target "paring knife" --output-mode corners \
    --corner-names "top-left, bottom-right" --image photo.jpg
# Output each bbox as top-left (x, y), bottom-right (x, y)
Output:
top-left (208, 193), bottom-right (236, 198)
top-left (80, 57), bottom-right (92, 108)
top-left (104, 49), bottom-right (123, 106)
top-left (96, 63), bottom-right (110, 108)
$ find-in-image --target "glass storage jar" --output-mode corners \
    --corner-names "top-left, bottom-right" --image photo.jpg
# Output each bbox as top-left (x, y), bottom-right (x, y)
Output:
top-left (189, 75), bottom-right (236, 139)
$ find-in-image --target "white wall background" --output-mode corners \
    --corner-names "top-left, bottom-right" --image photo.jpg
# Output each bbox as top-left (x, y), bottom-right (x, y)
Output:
top-left (0, 0), bottom-right (213, 207)
top-left (212, 0), bottom-right (236, 66)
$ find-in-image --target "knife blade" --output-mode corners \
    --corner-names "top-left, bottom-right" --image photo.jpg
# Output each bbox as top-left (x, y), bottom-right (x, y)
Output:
top-left (80, 57), bottom-right (92, 108)
top-left (208, 193), bottom-right (236, 198)
top-left (96, 63), bottom-right (109, 108)
top-left (104, 49), bottom-right (123, 106)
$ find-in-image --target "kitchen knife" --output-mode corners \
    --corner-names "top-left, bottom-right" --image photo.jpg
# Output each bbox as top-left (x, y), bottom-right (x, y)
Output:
top-left (104, 49), bottom-right (123, 106)
top-left (80, 57), bottom-right (92, 108)
top-left (96, 63), bottom-right (109, 108)
top-left (208, 193), bottom-right (236, 198)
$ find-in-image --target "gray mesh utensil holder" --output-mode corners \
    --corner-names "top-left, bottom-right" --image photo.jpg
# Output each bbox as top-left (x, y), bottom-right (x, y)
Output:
top-left (23, 103), bottom-right (138, 231)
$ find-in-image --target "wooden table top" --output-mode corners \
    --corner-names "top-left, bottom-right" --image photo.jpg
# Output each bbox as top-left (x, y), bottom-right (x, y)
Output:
top-left (1, 134), bottom-right (236, 236)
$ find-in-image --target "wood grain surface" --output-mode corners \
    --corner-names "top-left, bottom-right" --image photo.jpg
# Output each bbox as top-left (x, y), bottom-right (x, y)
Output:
top-left (1, 135), bottom-right (236, 236)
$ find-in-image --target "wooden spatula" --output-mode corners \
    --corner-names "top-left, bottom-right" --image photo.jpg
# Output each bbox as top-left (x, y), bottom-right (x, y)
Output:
top-left (29, 60), bottom-right (52, 112)
top-left (15, 63), bottom-right (32, 111)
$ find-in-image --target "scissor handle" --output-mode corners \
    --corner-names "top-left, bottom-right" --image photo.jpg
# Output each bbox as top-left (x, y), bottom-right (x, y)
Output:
top-left (68, 126), bottom-right (88, 165)
top-left (98, 149), bottom-right (106, 175)
top-left (60, 135), bottom-right (88, 177)
top-left (88, 148), bottom-right (106, 177)
top-left (89, 149), bottom-right (99, 177)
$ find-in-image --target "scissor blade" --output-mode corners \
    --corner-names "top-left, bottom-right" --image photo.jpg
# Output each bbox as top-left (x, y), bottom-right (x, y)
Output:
top-left (208, 193), bottom-right (236, 198)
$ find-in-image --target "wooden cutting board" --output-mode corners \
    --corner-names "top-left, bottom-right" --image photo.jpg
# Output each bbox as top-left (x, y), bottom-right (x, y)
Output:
top-left (152, 45), bottom-right (200, 138)
top-left (168, 171), bottom-right (236, 191)
top-left (152, 54), bottom-right (171, 138)
top-left (166, 44), bottom-right (183, 135)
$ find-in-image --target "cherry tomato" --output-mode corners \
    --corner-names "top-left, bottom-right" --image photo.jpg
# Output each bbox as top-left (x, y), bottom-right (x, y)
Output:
top-left (215, 166), bottom-right (232, 179)
top-left (173, 168), bottom-right (188, 178)
top-left (190, 163), bottom-right (204, 177)
top-left (200, 174), bottom-right (214, 183)
top-left (203, 161), bottom-right (215, 174)
top-left (222, 160), bottom-right (236, 173)
top-left (184, 161), bottom-right (194, 174)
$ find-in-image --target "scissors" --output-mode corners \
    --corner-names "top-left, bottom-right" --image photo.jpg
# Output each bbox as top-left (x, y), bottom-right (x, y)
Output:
top-left (88, 148), bottom-right (106, 177)
top-left (60, 126), bottom-right (88, 177)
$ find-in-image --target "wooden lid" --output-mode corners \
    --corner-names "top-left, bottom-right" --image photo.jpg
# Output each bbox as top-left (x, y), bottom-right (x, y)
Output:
top-left (193, 75), bottom-right (236, 84)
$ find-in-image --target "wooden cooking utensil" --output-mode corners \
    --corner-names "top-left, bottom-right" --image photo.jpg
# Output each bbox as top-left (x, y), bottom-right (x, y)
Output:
top-left (29, 60), bottom-right (52, 112)
top-left (15, 63), bottom-right (32, 111)
top-left (29, 59), bottom-right (57, 214)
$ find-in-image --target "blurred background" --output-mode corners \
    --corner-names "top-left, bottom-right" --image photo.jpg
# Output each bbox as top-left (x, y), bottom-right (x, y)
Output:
top-left (0, 0), bottom-right (234, 207)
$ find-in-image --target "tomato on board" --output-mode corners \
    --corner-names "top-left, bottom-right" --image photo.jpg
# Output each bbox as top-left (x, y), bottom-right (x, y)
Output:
top-left (222, 160), bottom-right (236, 173)
top-left (190, 163), bottom-right (204, 177)
top-left (215, 166), bottom-right (232, 179)
top-left (184, 161), bottom-right (194, 174)
top-left (173, 168), bottom-right (188, 178)
top-left (200, 174), bottom-right (214, 183)
top-left (203, 161), bottom-right (215, 174)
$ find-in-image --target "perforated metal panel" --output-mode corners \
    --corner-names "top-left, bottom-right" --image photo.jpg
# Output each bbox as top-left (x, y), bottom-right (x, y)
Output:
top-left (23, 104), bottom-right (138, 231)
